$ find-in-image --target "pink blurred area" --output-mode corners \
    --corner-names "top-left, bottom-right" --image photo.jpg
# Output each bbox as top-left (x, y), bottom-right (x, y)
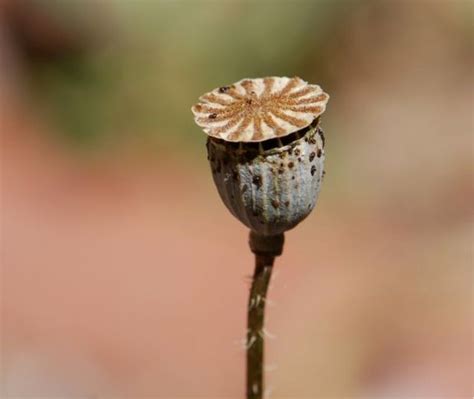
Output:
top-left (1, 0), bottom-right (473, 398)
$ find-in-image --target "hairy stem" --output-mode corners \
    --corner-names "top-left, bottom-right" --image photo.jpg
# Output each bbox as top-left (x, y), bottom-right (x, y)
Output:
top-left (246, 254), bottom-right (274, 399)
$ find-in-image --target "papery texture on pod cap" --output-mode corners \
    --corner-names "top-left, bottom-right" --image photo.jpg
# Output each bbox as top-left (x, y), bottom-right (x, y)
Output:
top-left (207, 121), bottom-right (326, 236)
top-left (192, 77), bottom-right (329, 142)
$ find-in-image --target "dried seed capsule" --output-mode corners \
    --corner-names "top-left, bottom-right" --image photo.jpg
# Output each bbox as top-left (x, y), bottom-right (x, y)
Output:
top-left (206, 121), bottom-right (325, 235)
top-left (192, 76), bottom-right (329, 236)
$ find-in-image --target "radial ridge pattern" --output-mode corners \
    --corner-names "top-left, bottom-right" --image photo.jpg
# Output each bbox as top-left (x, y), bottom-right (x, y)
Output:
top-left (191, 76), bottom-right (329, 142)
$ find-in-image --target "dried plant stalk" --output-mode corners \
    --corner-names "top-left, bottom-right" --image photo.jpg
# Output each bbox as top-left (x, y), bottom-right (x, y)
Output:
top-left (247, 232), bottom-right (283, 399)
top-left (247, 254), bottom-right (273, 398)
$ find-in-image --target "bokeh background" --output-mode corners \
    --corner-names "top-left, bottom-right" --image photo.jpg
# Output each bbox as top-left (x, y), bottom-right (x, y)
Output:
top-left (1, 0), bottom-right (472, 398)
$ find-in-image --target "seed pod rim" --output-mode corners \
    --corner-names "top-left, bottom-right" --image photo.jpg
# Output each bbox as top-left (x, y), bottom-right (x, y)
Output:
top-left (191, 76), bottom-right (329, 143)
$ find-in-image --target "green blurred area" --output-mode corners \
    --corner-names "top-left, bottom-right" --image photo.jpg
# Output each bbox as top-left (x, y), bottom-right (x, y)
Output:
top-left (23, 0), bottom-right (354, 148)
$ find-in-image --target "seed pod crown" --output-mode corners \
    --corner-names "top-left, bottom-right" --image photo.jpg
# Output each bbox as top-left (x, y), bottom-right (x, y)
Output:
top-left (191, 76), bottom-right (329, 142)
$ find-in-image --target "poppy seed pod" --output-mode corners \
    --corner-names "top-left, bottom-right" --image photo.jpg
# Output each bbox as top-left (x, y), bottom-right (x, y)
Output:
top-left (192, 77), bottom-right (329, 397)
top-left (192, 77), bottom-right (329, 250)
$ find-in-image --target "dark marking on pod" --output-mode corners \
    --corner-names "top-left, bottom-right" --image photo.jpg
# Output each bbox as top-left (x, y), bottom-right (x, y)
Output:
top-left (288, 161), bottom-right (294, 169)
top-left (317, 148), bottom-right (322, 158)
top-left (232, 169), bottom-right (239, 181)
top-left (271, 199), bottom-right (280, 209)
top-left (294, 148), bottom-right (301, 156)
top-left (319, 129), bottom-right (326, 148)
top-left (311, 165), bottom-right (317, 176)
top-left (209, 113), bottom-right (217, 119)
top-left (252, 175), bottom-right (262, 188)
top-left (284, 201), bottom-right (290, 207)
top-left (309, 152), bottom-right (316, 162)
top-left (242, 184), bottom-right (248, 193)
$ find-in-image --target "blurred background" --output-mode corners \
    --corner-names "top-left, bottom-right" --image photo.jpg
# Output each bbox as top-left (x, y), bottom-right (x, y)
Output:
top-left (1, 0), bottom-right (472, 398)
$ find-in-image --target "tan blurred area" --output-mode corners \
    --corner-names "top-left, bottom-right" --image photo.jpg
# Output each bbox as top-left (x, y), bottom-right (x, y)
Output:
top-left (1, 0), bottom-right (473, 398)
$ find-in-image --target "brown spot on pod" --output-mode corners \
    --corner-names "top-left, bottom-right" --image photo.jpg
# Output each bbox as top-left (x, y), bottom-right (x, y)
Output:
top-left (317, 148), bottom-right (322, 158)
top-left (271, 199), bottom-right (280, 209)
top-left (242, 184), bottom-right (248, 193)
top-left (309, 152), bottom-right (316, 162)
top-left (209, 113), bottom-right (217, 119)
top-left (232, 169), bottom-right (239, 181)
top-left (294, 148), bottom-right (301, 156)
top-left (252, 175), bottom-right (262, 188)
top-left (319, 129), bottom-right (326, 148)
top-left (311, 165), bottom-right (317, 176)
top-left (284, 201), bottom-right (290, 207)
top-left (288, 161), bottom-right (294, 168)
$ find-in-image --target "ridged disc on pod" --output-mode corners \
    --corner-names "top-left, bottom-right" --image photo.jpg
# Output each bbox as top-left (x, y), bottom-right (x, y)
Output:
top-left (192, 76), bottom-right (329, 142)
top-left (207, 120), bottom-right (326, 236)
